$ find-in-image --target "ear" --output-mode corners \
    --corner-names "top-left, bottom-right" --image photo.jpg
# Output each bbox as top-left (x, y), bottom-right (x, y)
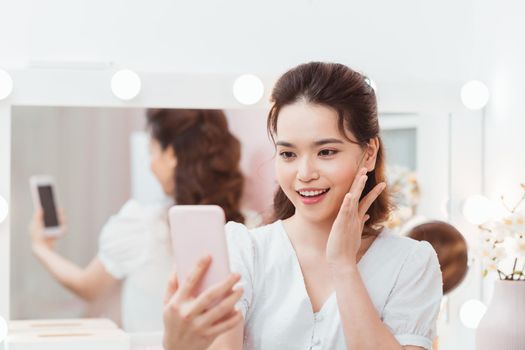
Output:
top-left (363, 137), bottom-right (380, 172)
top-left (165, 147), bottom-right (177, 169)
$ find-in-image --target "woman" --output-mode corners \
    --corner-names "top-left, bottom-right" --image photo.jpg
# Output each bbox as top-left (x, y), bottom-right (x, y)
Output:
top-left (30, 109), bottom-right (245, 332)
top-left (163, 63), bottom-right (442, 350)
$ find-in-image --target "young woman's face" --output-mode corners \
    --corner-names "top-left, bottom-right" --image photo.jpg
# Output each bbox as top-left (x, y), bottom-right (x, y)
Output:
top-left (274, 101), bottom-right (373, 224)
top-left (149, 138), bottom-right (177, 196)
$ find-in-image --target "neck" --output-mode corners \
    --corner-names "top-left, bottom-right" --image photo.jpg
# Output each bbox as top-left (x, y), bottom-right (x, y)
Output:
top-left (282, 213), bottom-right (379, 261)
top-left (284, 213), bottom-right (335, 252)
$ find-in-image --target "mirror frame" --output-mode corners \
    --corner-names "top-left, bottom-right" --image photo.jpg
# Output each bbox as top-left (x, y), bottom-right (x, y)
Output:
top-left (0, 67), bottom-right (464, 320)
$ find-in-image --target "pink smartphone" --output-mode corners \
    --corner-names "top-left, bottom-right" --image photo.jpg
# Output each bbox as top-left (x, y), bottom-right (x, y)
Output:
top-left (168, 205), bottom-right (231, 296)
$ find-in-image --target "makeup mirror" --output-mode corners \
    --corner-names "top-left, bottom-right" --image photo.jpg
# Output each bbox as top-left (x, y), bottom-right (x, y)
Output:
top-left (0, 68), bottom-right (465, 334)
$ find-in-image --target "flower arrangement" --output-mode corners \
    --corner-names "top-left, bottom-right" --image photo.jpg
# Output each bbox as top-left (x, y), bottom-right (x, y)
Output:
top-left (385, 165), bottom-right (421, 229)
top-left (477, 184), bottom-right (525, 280)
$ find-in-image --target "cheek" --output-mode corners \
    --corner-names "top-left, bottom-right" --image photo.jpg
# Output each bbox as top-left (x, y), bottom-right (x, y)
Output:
top-left (324, 159), bottom-right (358, 189)
top-left (149, 159), bottom-right (156, 173)
top-left (150, 156), bottom-right (161, 176)
top-left (275, 161), bottom-right (295, 188)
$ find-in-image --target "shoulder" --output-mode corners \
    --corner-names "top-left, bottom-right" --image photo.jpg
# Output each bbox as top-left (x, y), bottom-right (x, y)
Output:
top-left (110, 199), bottom-right (142, 218)
top-left (225, 220), bottom-right (282, 247)
top-left (224, 220), bottom-right (285, 265)
top-left (101, 199), bottom-right (145, 236)
top-left (374, 229), bottom-right (440, 272)
top-left (113, 198), bottom-right (170, 225)
top-left (99, 199), bottom-right (170, 248)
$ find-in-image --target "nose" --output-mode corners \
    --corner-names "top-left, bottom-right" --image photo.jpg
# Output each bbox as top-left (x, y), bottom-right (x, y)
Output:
top-left (297, 156), bottom-right (319, 182)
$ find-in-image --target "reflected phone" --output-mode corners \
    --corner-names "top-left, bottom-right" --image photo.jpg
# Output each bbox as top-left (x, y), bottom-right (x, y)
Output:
top-left (168, 205), bottom-right (230, 296)
top-left (29, 175), bottom-right (62, 237)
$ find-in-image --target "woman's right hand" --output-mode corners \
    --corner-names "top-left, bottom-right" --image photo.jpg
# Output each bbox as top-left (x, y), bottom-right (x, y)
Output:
top-left (29, 208), bottom-right (65, 252)
top-left (163, 256), bottom-right (244, 350)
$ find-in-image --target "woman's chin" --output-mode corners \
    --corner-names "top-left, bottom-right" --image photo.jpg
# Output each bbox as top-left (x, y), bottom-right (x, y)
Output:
top-left (295, 206), bottom-right (337, 225)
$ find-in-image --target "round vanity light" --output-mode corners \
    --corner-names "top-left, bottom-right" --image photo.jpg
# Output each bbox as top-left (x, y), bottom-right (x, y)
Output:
top-left (462, 195), bottom-right (494, 225)
top-left (111, 69), bottom-right (142, 101)
top-left (233, 74), bottom-right (264, 105)
top-left (0, 315), bottom-right (7, 344)
top-left (0, 195), bottom-right (8, 223)
top-left (459, 299), bottom-right (487, 329)
top-left (461, 80), bottom-right (490, 110)
top-left (0, 69), bottom-right (14, 100)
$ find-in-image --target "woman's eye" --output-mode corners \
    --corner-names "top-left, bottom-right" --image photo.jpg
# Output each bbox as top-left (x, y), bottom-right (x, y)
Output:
top-left (279, 151), bottom-right (295, 159)
top-left (319, 149), bottom-right (338, 157)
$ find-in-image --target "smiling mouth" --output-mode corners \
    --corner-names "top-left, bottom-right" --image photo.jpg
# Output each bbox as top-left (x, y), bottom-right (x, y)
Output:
top-left (296, 188), bottom-right (330, 198)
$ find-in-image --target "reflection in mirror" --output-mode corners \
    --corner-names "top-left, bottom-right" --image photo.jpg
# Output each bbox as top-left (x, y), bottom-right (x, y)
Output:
top-left (11, 107), bottom-right (145, 327)
top-left (407, 221), bottom-right (468, 294)
top-left (10, 107), bottom-right (275, 332)
top-left (10, 107), bottom-right (426, 333)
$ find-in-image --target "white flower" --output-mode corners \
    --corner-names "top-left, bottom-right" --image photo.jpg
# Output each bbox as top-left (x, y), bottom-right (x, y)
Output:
top-left (474, 238), bottom-right (495, 260)
top-left (492, 245), bottom-right (507, 260)
top-left (478, 228), bottom-right (493, 242)
top-left (478, 245), bottom-right (492, 260)
top-left (385, 165), bottom-right (420, 229)
top-left (475, 184), bottom-right (525, 279)
top-left (507, 235), bottom-right (525, 258)
top-left (493, 228), bottom-right (510, 242)
top-left (482, 258), bottom-right (499, 272)
top-left (498, 214), bottom-right (523, 234)
top-left (397, 206), bottom-right (413, 221)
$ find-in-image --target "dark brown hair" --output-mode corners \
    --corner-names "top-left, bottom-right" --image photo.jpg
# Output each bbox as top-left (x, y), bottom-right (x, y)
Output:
top-left (267, 62), bottom-right (391, 232)
top-left (147, 109), bottom-right (245, 223)
top-left (408, 221), bottom-right (468, 294)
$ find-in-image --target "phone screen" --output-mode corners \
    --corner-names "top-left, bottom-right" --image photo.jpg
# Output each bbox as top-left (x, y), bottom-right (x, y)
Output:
top-left (37, 185), bottom-right (59, 227)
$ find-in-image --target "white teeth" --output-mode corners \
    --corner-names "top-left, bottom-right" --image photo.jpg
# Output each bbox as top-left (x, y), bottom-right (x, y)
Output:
top-left (298, 189), bottom-right (328, 197)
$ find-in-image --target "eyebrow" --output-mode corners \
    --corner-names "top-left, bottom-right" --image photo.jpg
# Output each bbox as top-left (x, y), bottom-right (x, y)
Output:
top-left (275, 138), bottom-right (345, 147)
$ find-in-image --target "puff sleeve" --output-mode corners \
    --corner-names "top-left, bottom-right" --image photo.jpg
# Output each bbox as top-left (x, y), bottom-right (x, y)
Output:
top-left (98, 200), bottom-right (149, 279)
top-left (382, 240), bottom-right (443, 350)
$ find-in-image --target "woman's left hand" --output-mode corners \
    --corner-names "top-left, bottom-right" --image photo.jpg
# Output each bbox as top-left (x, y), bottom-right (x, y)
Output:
top-left (326, 167), bottom-right (386, 269)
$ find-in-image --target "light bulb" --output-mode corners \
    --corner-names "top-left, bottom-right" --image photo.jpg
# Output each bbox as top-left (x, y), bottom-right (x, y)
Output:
top-left (0, 195), bottom-right (8, 223)
top-left (459, 299), bottom-right (486, 329)
top-left (461, 80), bottom-right (489, 110)
top-left (462, 195), bottom-right (494, 225)
top-left (233, 74), bottom-right (264, 105)
top-left (0, 69), bottom-right (14, 100)
top-left (111, 69), bottom-right (141, 101)
top-left (0, 315), bottom-right (7, 344)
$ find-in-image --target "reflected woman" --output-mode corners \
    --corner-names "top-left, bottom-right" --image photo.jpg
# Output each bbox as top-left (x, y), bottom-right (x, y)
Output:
top-left (30, 109), bottom-right (245, 332)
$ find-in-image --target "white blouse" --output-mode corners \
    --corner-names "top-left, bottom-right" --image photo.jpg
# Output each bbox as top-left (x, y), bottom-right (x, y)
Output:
top-left (98, 199), bottom-right (174, 332)
top-left (225, 220), bottom-right (442, 350)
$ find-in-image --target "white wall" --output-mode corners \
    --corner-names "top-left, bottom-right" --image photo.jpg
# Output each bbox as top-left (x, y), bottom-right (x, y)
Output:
top-left (481, 4), bottom-right (525, 204)
top-left (0, 0), bottom-right (482, 84)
